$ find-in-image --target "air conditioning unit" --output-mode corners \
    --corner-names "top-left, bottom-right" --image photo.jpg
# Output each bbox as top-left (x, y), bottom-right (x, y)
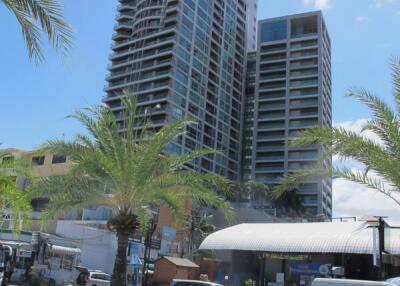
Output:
top-left (331, 267), bottom-right (345, 276)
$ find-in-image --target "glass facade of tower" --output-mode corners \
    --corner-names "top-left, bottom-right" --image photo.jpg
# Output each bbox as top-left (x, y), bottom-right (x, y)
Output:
top-left (104, 0), bottom-right (247, 180)
top-left (241, 52), bottom-right (256, 181)
top-left (250, 12), bottom-right (332, 217)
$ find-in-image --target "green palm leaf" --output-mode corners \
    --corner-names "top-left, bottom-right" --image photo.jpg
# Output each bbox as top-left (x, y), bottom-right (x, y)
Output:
top-left (0, 150), bottom-right (34, 232)
top-left (34, 93), bottom-right (231, 286)
top-left (1, 0), bottom-right (73, 63)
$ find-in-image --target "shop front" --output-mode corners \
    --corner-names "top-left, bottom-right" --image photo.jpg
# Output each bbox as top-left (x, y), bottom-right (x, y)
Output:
top-left (199, 221), bottom-right (400, 286)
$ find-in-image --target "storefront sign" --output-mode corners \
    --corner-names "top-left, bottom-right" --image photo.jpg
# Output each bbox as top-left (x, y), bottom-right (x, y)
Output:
top-left (17, 249), bottom-right (32, 258)
top-left (129, 243), bottom-right (142, 266)
top-left (161, 226), bottom-right (176, 241)
top-left (265, 253), bottom-right (308, 261)
top-left (276, 273), bottom-right (284, 283)
top-left (290, 263), bottom-right (321, 276)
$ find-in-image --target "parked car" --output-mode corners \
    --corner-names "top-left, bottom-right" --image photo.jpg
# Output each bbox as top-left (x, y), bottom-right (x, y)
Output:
top-left (170, 279), bottom-right (223, 286)
top-left (386, 277), bottom-right (400, 286)
top-left (312, 278), bottom-right (394, 286)
top-left (76, 269), bottom-right (111, 286)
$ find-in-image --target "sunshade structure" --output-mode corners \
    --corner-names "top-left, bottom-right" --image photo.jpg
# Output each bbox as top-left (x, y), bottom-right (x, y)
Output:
top-left (199, 221), bottom-right (400, 255)
top-left (48, 244), bottom-right (81, 256)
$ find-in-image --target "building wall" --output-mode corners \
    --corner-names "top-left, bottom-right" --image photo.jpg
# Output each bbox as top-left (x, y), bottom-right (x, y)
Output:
top-left (250, 11), bottom-right (332, 217)
top-left (246, 0), bottom-right (258, 51)
top-left (56, 220), bottom-right (117, 274)
top-left (153, 259), bottom-right (176, 285)
top-left (1, 147), bottom-right (188, 257)
top-left (154, 259), bottom-right (196, 285)
top-left (0, 149), bottom-right (71, 177)
top-left (241, 52), bottom-right (257, 182)
top-left (105, 0), bottom-right (247, 180)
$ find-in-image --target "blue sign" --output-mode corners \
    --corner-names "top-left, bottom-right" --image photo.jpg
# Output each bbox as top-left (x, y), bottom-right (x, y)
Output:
top-left (161, 226), bottom-right (176, 241)
top-left (131, 265), bottom-right (139, 286)
top-left (290, 263), bottom-right (322, 276)
top-left (129, 243), bottom-right (142, 266)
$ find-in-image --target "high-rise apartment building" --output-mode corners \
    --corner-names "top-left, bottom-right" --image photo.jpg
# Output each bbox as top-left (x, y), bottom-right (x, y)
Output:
top-left (249, 11), bottom-right (332, 217)
top-left (246, 0), bottom-right (258, 51)
top-left (241, 51), bottom-right (256, 181)
top-left (104, 0), bottom-right (247, 180)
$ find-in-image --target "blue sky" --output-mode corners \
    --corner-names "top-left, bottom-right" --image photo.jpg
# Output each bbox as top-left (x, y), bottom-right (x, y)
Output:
top-left (0, 0), bottom-right (399, 151)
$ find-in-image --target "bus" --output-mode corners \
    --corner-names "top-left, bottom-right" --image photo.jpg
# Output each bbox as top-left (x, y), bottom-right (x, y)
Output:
top-left (0, 244), bottom-right (13, 286)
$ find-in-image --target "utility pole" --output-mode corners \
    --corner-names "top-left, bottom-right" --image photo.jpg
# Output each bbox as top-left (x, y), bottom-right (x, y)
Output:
top-left (141, 216), bottom-right (158, 286)
top-left (378, 217), bottom-right (385, 280)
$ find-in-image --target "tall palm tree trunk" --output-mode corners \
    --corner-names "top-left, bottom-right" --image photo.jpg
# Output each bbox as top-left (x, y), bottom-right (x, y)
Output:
top-left (111, 230), bottom-right (129, 286)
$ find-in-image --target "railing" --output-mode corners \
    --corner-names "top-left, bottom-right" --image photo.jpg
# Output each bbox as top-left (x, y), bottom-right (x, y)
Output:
top-left (259, 103), bottom-right (285, 110)
top-left (289, 120), bottom-right (318, 127)
top-left (257, 134), bottom-right (284, 140)
top-left (257, 156), bottom-right (285, 161)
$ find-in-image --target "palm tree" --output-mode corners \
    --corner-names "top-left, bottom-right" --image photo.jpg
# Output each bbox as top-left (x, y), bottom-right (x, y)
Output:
top-left (0, 150), bottom-right (33, 231)
top-left (32, 95), bottom-right (232, 286)
top-left (280, 58), bottom-right (400, 207)
top-left (188, 210), bottom-right (216, 259)
top-left (1, 0), bottom-right (73, 63)
top-left (229, 180), bottom-right (269, 203)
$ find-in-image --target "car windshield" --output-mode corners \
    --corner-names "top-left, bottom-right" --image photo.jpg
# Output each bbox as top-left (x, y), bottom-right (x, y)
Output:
top-left (174, 282), bottom-right (210, 286)
top-left (92, 273), bottom-right (111, 281)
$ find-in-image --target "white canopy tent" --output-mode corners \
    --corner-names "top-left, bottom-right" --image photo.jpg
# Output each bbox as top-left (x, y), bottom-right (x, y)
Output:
top-left (199, 221), bottom-right (400, 255)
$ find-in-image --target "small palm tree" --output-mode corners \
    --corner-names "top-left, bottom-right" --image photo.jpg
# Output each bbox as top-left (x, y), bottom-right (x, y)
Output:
top-left (229, 180), bottom-right (269, 203)
top-left (0, 150), bottom-right (33, 231)
top-left (281, 58), bottom-right (400, 207)
top-left (33, 95), bottom-right (231, 286)
top-left (1, 0), bottom-right (73, 63)
top-left (187, 209), bottom-right (216, 259)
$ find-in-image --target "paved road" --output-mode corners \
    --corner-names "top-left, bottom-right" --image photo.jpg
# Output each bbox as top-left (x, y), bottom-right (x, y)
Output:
top-left (7, 282), bottom-right (25, 286)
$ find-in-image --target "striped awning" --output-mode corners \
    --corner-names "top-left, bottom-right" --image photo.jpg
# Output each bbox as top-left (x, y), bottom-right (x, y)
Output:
top-left (48, 244), bottom-right (81, 256)
top-left (199, 221), bottom-right (400, 255)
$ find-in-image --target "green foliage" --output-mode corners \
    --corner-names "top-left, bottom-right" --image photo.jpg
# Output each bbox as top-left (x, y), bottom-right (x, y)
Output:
top-left (244, 279), bottom-right (255, 286)
top-left (229, 180), bottom-right (269, 203)
top-left (33, 93), bottom-right (232, 227)
top-left (1, 0), bottom-right (73, 63)
top-left (0, 150), bottom-right (33, 231)
top-left (189, 209), bottom-right (216, 256)
top-left (278, 57), bottom-right (400, 207)
top-left (33, 94), bottom-right (233, 285)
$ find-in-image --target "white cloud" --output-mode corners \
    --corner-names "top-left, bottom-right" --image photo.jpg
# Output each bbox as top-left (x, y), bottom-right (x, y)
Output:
top-left (333, 178), bottom-right (400, 220)
top-left (303, 0), bottom-right (332, 10)
top-left (355, 16), bottom-right (368, 24)
top-left (374, 0), bottom-right (386, 8)
top-left (332, 119), bottom-right (400, 220)
top-left (372, 0), bottom-right (399, 8)
top-left (333, 118), bottom-right (382, 145)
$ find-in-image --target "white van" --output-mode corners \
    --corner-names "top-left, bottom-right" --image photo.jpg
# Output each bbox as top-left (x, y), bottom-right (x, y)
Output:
top-left (75, 270), bottom-right (111, 286)
top-left (312, 278), bottom-right (395, 286)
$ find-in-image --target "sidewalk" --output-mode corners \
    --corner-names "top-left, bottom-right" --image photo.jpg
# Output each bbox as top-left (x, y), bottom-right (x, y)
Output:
top-left (7, 281), bottom-right (26, 286)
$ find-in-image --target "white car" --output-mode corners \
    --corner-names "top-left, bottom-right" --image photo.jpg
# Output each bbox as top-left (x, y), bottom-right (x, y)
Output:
top-left (312, 278), bottom-right (394, 286)
top-left (76, 270), bottom-right (111, 286)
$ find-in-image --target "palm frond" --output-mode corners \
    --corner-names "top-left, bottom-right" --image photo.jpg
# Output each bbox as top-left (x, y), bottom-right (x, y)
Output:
top-left (391, 57), bottom-right (400, 114)
top-left (32, 175), bottom-right (109, 223)
top-left (334, 167), bottom-right (400, 206)
top-left (279, 59), bottom-right (400, 209)
top-left (2, 0), bottom-right (73, 63)
top-left (273, 163), bottom-right (331, 198)
top-left (348, 88), bottom-right (400, 155)
top-left (0, 184), bottom-right (32, 232)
